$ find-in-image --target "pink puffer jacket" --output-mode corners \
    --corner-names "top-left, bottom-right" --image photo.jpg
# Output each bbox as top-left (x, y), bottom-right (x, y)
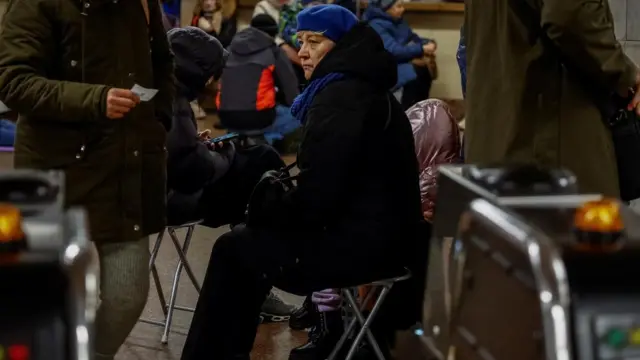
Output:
top-left (406, 99), bottom-right (462, 218)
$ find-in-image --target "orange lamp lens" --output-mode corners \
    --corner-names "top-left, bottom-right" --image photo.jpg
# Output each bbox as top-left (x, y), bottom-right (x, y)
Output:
top-left (0, 204), bottom-right (25, 243)
top-left (574, 198), bottom-right (623, 233)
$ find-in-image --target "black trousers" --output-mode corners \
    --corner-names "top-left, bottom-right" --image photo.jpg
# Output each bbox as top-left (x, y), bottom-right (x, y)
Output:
top-left (180, 225), bottom-right (409, 359)
top-left (401, 65), bottom-right (433, 111)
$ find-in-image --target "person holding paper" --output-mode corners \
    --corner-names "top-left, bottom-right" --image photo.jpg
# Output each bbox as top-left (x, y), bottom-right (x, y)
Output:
top-left (0, 0), bottom-right (175, 359)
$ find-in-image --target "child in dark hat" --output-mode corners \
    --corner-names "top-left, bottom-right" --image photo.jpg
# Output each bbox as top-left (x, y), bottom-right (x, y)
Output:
top-left (363, 0), bottom-right (437, 109)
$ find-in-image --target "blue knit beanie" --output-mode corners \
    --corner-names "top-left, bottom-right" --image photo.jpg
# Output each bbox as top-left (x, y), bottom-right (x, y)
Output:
top-left (296, 4), bottom-right (359, 43)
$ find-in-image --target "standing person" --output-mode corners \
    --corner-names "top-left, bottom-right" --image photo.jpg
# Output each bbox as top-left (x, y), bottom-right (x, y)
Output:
top-left (457, 25), bottom-right (466, 98)
top-left (0, 0), bottom-right (175, 359)
top-left (464, 0), bottom-right (640, 196)
top-left (180, 5), bottom-right (427, 359)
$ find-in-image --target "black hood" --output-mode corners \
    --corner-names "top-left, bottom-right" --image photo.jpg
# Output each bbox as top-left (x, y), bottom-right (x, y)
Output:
top-left (168, 27), bottom-right (228, 100)
top-left (228, 27), bottom-right (274, 56)
top-left (310, 23), bottom-right (397, 90)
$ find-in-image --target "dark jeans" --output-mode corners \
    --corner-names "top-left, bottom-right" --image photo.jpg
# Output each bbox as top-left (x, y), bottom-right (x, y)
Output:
top-left (180, 225), bottom-right (412, 359)
top-left (401, 65), bottom-right (433, 111)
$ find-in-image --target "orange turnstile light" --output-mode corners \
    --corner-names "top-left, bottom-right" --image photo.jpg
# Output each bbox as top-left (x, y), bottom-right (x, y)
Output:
top-left (574, 199), bottom-right (624, 233)
top-left (0, 204), bottom-right (25, 244)
top-left (573, 198), bottom-right (624, 251)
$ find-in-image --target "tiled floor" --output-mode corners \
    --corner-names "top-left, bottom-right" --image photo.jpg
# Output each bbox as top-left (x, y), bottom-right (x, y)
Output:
top-left (117, 225), bottom-right (308, 360)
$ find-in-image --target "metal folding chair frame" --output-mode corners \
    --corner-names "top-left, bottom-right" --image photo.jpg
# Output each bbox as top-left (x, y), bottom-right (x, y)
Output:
top-left (139, 220), bottom-right (203, 344)
top-left (328, 271), bottom-right (412, 360)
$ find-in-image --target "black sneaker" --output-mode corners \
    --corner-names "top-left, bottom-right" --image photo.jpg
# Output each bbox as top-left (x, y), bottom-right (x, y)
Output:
top-left (261, 291), bottom-right (296, 323)
top-left (289, 295), bottom-right (318, 330)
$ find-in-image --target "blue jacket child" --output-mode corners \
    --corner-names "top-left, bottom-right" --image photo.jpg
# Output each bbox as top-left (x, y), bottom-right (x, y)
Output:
top-left (363, 0), bottom-right (433, 90)
top-left (0, 119), bottom-right (15, 147)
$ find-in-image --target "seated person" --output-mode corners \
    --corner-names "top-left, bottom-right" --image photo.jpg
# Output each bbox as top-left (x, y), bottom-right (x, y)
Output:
top-left (408, 99), bottom-right (462, 220)
top-left (364, 0), bottom-right (437, 110)
top-left (191, 0), bottom-right (237, 47)
top-left (180, 5), bottom-right (427, 359)
top-left (289, 99), bottom-right (462, 360)
top-left (166, 26), bottom-right (296, 321)
top-left (216, 15), bottom-right (300, 145)
top-left (0, 119), bottom-right (16, 147)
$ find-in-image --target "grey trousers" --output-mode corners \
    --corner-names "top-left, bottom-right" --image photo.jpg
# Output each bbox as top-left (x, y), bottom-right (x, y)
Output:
top-left (93, 237), bottom-right (150, 360)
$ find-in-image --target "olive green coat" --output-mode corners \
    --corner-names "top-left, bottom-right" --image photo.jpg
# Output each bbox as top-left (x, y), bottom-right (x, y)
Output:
top-left (0, 0), bottom-right (176, 243)
top-left (463, 0), bottom-right (637, 197)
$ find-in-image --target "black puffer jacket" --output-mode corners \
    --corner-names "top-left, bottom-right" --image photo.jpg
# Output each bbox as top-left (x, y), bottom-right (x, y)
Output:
top-left (271, 23), bottom-right (423, 247)
top-left (166, 27), bottom-right (231, 194)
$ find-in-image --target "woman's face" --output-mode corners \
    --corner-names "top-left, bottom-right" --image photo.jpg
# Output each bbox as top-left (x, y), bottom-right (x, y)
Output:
top-left (386, 0), bottom-right (404, 19)
top-left (297, 32), bottom-right (336, 80)
top-left (202, 0), bottom-right (217, 12)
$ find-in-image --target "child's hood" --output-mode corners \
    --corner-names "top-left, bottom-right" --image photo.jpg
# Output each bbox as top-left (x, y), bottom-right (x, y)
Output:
top-left (228, 27), bottom-right (274, 55)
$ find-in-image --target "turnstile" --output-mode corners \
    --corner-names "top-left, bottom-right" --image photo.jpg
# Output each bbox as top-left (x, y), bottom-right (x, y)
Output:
top-left (0, 171), bottom-right (98, 360)
top-left (396, 165), bottom-right (640, 360)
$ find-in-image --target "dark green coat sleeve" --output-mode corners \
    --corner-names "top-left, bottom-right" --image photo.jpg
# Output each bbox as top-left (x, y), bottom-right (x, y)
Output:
top-left (0, 0), bottom-right (109, 122)
top-left (149, 0), bottom-right (176, 130)
top-left (542, 0), bottom-right (637, 94)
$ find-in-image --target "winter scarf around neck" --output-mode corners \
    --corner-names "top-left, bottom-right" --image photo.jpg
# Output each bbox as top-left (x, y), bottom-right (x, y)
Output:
top-left (290, 72), bottom-right (345, 123)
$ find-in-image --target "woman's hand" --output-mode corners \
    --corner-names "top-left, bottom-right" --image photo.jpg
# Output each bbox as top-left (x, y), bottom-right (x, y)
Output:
top-left (422, 42), bottom-right (437, 55)
top-left (198, 129), bottom-right (211, 141)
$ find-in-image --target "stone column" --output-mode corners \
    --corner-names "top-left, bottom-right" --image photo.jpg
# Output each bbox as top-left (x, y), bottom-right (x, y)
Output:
top-left (610, 0), bottom-right (640, 65)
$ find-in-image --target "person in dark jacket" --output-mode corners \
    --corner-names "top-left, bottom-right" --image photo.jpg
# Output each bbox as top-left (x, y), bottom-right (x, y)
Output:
top-left (166, 27), bottom-right (231, 198)
top-left (0, 1), bottom-right (175, 358)
top-left (217, 14), bottom-right (300, 144)
top-left (166, 26), bottom-right (296, 323)
top-left (180, 5), bottom-right (427, 359)
top-left (364, 0), bottom-right (436, 109)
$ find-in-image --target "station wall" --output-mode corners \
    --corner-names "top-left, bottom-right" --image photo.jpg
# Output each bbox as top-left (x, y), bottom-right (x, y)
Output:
top-left (611, 0), bottom-right (640, 65)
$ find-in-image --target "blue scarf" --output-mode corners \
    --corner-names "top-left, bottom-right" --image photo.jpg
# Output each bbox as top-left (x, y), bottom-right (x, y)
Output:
top-left (291, 72), bottom-right (345, 123)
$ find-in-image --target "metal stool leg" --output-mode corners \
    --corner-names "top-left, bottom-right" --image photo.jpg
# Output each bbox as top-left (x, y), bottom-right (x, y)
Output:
top-left (328, 287), bottom-right (382, 360)
top-left (140, 230), bottom-right (169, 327)
top-left (150, 230), bottom-right (168, 316)
top-left (161, 225), bottom-right (198, 344)
top-left (344, 285), bottom-right (393, 360)
top-left (168, 227), bottom-right (201, 292)
top-left (327, 284), bottom-right (395, 360)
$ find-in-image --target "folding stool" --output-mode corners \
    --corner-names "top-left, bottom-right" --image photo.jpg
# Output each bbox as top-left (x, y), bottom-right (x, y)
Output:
top-left (328, 270), bottom-right (412, 360)
top-left (139, 220), bottom-right (203, 344)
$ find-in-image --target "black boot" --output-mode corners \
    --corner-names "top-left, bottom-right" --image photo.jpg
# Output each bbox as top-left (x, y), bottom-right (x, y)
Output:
top-left (289, 295), bottom-right (318, 330)
top-left (288, 311), bottom-right (343, 360)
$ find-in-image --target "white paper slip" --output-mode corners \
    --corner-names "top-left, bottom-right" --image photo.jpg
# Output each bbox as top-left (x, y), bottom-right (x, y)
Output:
top-left (131, 84), bottom-right (159, 102)
top-left (0, 101), bottom-right (10, 114)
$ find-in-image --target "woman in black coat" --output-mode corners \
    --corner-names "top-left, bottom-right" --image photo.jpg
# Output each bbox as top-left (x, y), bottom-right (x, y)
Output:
top-left (181, 6), bottom-right (427, 359)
